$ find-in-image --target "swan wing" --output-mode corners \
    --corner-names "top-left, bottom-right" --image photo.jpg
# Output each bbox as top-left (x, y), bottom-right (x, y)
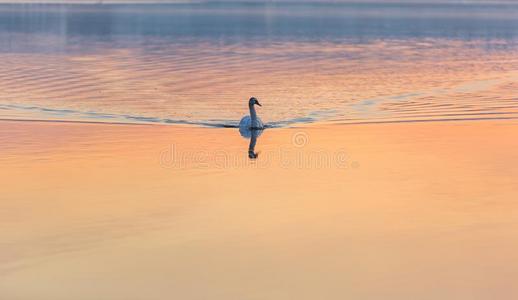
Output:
top-left (239, 116), bottom-right (251, 128)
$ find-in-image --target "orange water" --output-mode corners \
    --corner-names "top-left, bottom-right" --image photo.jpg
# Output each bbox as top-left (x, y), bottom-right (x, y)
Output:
top-left (1, 120), bottom-right (518, 299)
top-left (1, 3), bottom-right (518, 299)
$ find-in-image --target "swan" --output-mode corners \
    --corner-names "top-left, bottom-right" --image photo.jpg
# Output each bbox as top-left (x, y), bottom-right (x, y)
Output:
top-left (239, 97), bottom-right (264, 130)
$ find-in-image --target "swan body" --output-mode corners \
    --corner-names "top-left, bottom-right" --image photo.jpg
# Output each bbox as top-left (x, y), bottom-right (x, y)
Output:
top-left (239, 97), bottom-right (264, 130)
top-left (239, 115), bottom-right (264, 129)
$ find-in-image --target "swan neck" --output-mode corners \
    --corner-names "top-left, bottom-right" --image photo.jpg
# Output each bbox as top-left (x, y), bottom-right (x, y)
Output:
top-left (249, 104), bottom-right (257, 121)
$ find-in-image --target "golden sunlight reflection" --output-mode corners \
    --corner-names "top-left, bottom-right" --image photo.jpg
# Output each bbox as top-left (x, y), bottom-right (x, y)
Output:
top-left (1, 120), bottom-right (517, 299)
top-left (1, 2), bottom-right (518, 299)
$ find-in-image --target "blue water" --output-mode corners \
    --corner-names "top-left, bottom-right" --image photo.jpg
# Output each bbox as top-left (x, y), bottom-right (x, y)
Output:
top-left (2, 2), bottom-right (518, 44)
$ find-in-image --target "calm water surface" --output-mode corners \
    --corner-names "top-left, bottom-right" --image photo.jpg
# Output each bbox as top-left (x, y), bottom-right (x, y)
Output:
top-left (1, 120), bottom-right (518, 300)
top-left (0, 1), bottom-right (517, 126)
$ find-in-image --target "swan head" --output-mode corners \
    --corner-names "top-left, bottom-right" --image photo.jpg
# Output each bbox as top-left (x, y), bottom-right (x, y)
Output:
top-left (249, 97), bottom-right (261, 107)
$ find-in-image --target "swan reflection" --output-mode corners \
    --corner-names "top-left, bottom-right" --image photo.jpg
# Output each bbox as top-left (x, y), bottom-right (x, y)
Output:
top-left (239, 127), bottom-right (263, 160)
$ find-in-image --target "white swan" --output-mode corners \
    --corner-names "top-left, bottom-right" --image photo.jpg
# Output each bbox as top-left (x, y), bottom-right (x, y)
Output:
top-left (239, 97), bottom-right (264, 130)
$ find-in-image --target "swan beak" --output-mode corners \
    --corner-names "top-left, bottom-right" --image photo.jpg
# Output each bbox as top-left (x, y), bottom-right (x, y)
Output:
top-left (256, 101), bottom-right (262, 107)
